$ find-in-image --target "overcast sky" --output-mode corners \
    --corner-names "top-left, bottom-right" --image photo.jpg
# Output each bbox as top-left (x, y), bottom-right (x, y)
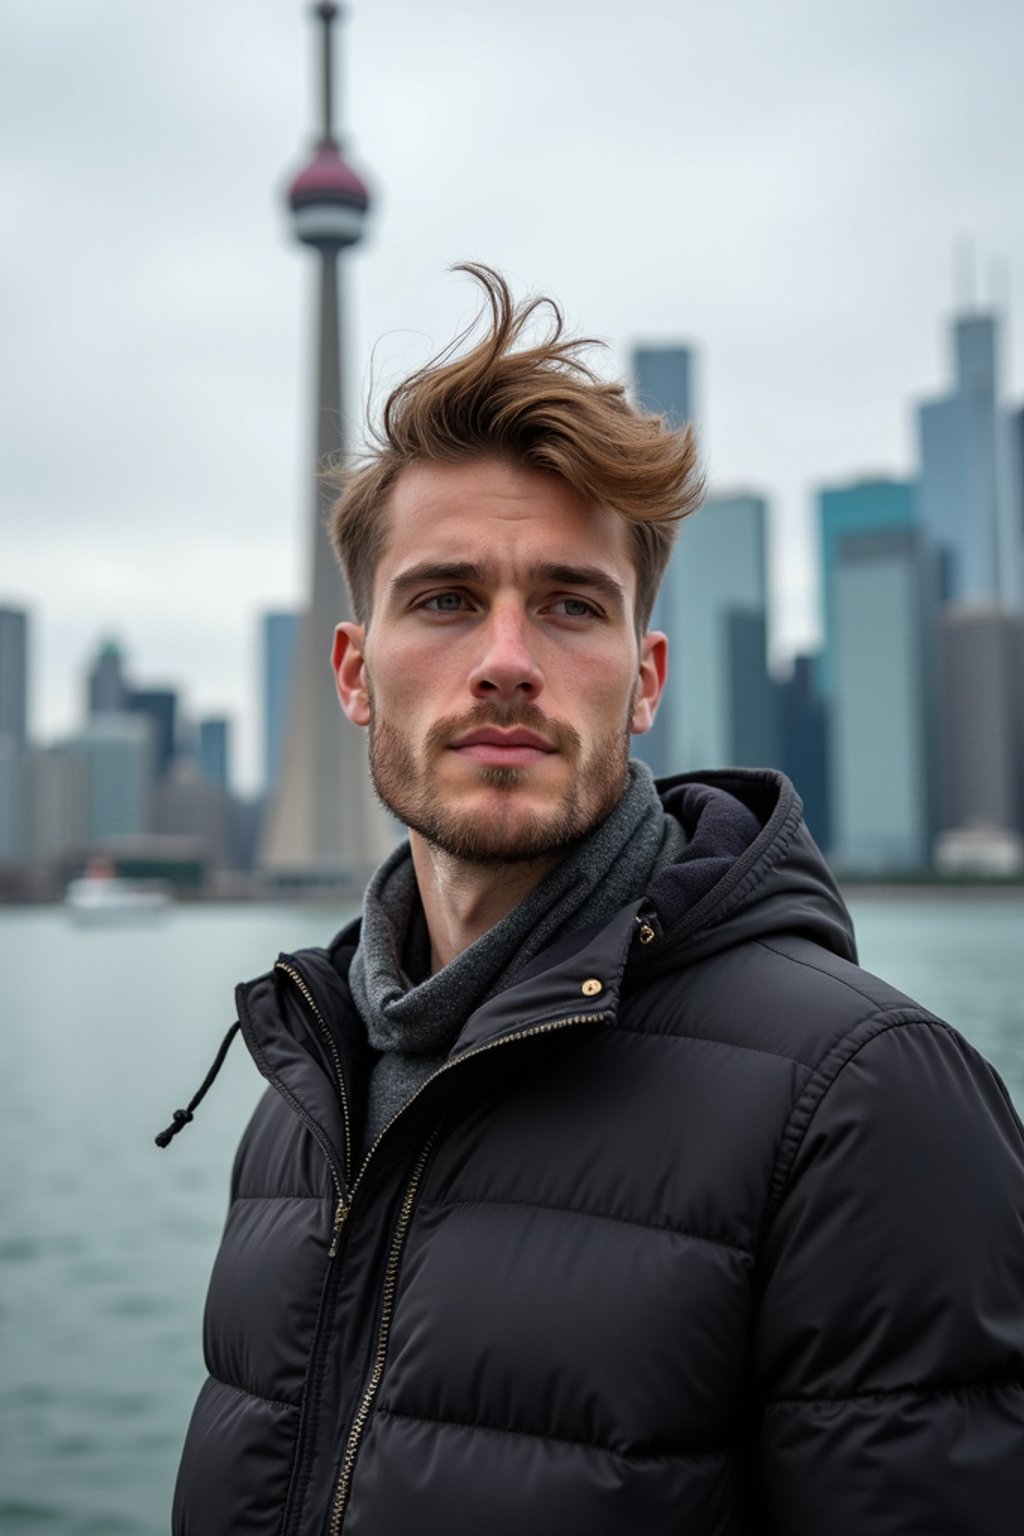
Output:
top-left (4, 0), bottom-right (1024, 789)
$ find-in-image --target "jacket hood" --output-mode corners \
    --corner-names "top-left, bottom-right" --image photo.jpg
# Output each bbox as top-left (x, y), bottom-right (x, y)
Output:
top-left (643, 767), bottom-right (856, 971)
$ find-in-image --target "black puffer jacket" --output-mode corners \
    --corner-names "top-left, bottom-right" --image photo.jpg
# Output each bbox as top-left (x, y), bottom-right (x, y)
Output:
top-left (173, 770), bottom-right (1024, 1535)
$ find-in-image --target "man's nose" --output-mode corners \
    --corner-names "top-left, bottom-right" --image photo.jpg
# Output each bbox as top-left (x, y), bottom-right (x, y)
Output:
top-left (468, 606), bottom-right (543, 702)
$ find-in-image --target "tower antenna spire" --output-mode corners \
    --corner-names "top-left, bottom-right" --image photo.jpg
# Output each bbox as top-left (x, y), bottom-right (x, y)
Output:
top-left (317, 1), bottom-right (338, 145)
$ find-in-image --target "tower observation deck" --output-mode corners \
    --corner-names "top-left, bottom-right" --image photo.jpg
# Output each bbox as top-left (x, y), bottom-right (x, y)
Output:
top-left (260, 2), bottom-right (395, 882)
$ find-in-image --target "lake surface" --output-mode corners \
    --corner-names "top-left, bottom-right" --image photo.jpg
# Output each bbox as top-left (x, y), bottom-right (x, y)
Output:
top-left (1, 898), bottom-right (1022, 1535)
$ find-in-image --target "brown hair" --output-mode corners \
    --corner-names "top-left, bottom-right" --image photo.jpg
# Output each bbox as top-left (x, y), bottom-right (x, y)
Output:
top-left (328, 263), bottom-right (703, 631)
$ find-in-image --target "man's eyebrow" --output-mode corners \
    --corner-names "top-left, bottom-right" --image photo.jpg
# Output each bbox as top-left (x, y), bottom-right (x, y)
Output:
top-left (387, 561), bottom-right (488, 600)
top-left (535, 565), bottom-right (628, 612)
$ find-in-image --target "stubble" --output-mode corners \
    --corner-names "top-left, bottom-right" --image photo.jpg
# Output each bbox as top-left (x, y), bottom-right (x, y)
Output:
top-left (367, 697), bottom-right (632, 865)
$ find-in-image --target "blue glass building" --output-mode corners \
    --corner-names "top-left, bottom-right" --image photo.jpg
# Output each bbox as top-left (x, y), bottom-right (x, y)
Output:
top-left (660, 492), bottom-right (775, 773)
top-left (917, 311), bottom-right (1019, 609)
top-left (830, 529), bottom-right (938, 871)
top-left (0, 607), bottom-right (28, 745)
top-left (198, 717), bottom-right (231, 793)
top-left (262, 612), bottom-right (301, 794)
top-left (629, 345), bottom-right (696, 778)
top-left (817, 478), bottom-right (916, 701)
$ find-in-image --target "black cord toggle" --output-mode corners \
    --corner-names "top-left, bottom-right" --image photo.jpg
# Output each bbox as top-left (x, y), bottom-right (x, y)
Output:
top-left (154, 1108), bottom-right (193, 1147)
top-left (154, 1020), bottom-right (241, 1149)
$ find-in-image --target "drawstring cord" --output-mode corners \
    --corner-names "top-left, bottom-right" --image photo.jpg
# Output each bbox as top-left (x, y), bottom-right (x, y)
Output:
top-left (154, 1020), bottom-right (242, 1148)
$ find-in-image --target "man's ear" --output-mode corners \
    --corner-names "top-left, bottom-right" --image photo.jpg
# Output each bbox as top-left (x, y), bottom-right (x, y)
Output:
top-left (631, 631), bottom-right (668, 735)
top-left (332, 622), bottom-right (370, 727)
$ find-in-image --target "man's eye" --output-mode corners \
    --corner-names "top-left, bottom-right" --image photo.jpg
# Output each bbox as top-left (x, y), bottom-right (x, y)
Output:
top-left (551, 597), bottom-right (596, 618)
top-left (422, 592), bottom-right (468, 613)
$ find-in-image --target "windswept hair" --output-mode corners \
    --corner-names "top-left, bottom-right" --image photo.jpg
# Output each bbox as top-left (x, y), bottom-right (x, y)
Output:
top-left (328, 263), bottom-right (703, 630)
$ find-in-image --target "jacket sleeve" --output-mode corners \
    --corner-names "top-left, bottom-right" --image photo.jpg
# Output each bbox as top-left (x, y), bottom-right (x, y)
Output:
top-left (753, 1013), bottom-right (1024, 1535)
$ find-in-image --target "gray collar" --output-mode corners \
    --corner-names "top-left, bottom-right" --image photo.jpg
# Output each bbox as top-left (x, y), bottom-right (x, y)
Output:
top-left (349, 759), bottom-right (686, 1060)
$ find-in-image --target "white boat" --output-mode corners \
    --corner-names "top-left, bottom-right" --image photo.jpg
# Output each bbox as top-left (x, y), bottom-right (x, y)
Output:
top-left (65, 861), bottom-right (172, 922)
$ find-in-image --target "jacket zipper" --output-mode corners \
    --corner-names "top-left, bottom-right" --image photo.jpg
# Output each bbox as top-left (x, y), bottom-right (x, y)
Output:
top-left (327, 1127), bottom-right (440, 1536)
top-left (323, 1007), bottom-right (609, 1533)
top-left (275, 961), bottom-right (353, 1185)
top-left (251, 964), bottom-right (353, 1536)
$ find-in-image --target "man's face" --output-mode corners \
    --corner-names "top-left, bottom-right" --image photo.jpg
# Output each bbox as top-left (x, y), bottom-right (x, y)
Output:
top-left (333, 457), bottom-right (666, 864)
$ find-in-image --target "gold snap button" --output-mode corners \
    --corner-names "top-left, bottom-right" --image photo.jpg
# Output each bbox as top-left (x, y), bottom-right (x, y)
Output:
top-left (581, 978), bottom-right (603, 997)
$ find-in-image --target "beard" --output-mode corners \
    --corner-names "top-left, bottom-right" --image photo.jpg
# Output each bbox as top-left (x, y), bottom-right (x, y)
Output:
top-left (367, 695), bottom-right (632, 865)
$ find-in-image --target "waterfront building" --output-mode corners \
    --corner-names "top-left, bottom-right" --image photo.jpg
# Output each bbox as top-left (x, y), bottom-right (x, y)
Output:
top-left (0, 737), bottom-right (29, 864)
top-left (260, 3), bottom-right (395, 879)
top-left (155, 760), bottom-right (231, 870)
top-left (198, 717), bottom-right (231, 792)
top-left (126, 688), bottom-right (177, 779)
top-left (262, 610), bottom-right (300, 792)
top-left (87, 638), bottom-right (128, 717)
top-left (817, 477), bottom-right (915, 700)
top-left (29, 745), bottom-right (89, 865)
top-left (66, 714), bottom-right (155, 844)
top-left (0, 607), bottom-right (29, 745)
top-left (938, 604), bottom-right (1024, 840)
top-left (830, 529), bottom-right (937, 872)
top-left (917, 310), bottom-right (1019, 608)
top-left (1012, 402), bottom-right (1024, 604)
top-left (660, 492), bottom-right (775, 773)
top-left (630, 345), bottom-right (697, 778)
top-left (775, 653), bottom-right (829, 851)
top-left (632, 346), bottom-right (694, 429)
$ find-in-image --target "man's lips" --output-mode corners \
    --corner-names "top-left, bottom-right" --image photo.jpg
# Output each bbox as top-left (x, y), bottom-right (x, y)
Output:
top-left (449, 727), bottom-right (557, 767)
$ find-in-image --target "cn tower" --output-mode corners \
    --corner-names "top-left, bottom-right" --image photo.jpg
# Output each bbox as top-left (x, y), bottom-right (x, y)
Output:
top-left (260, 2), bottom-right (394, 881)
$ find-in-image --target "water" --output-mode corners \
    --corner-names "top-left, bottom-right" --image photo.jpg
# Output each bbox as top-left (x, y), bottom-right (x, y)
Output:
top-left (1, 898), bottom-right (1022, 1534)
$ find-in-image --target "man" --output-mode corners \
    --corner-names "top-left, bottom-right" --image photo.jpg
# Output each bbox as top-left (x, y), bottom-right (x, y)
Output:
top-left (165, 266), bottom-right (1024, 1534)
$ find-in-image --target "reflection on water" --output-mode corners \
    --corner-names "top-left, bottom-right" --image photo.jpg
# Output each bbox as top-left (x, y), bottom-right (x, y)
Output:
top-left (0, 899), bottom-right (1021, 1534)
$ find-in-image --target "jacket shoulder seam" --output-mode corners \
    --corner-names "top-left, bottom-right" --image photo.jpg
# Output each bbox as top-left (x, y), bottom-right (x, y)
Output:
top-left (753, 935), bottom-right (919, 1013)
top-left (762, 1011), bottom-right (955, 1230)
top-left (437, 1196), bottom-right (752, 1258)
top-left (612, 1019), bottom-right (815, 1069)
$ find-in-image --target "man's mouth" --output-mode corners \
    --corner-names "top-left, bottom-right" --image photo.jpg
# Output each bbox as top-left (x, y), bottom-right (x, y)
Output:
top-left (449, 727), bottom-right (557, 768)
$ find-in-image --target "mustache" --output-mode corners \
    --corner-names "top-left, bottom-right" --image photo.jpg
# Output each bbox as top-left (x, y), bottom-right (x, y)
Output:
top-left (423, 703), bottom-right (582, 758)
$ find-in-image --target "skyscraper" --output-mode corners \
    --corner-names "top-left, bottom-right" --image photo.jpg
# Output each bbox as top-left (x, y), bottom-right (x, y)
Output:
top-left (0, 740), bottom-right (29, 864)
top-left (775, 653), bottom-right (829, 851)
top-left (1011, 402), bottom-right (1024, 604)
top-left (661, 492), bottom-right (775, 772)
top-left (632, 346), bottom-right (693, 429)
top-left (917, 311), bottom-right (1019, 608)
top-left (198, 717), bottom-right (231, 793)
top-left (0, 609), bottom-right (30, 864)
top-left (817, 478), bottom-right (916, 700)
top-left (66, 714), bottom-right (155, 844)
top-left (87, 638), bottom-right (127, 717)
top-left (938, 605), bottom-right (1024, 838)
top-left (260, 2), bottom-right (394, 880)
top-left (262, 610), bottom-right (300, 793)
top-left (0, 607), bottom-right (28, 745)
top-left (126, 688), bottom-right (178, 779)
top-left (630, 345), bottom-right (696, 778)
top-left (830, 529), bottom-right (937, 871)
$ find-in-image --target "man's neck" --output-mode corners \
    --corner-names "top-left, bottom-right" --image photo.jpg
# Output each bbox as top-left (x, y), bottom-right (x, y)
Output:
top-left (408, 833), bottom-right (561, 973)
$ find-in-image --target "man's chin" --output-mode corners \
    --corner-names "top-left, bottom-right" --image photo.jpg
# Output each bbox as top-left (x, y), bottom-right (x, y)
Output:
top-left (406, 795), bottom-right (586, 866)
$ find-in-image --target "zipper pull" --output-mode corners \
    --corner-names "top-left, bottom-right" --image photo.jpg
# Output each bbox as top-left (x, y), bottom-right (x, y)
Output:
top-left (635, 909), bottom-right (658, 946)
top-left (329, 1195), bottom-right (351, 1258)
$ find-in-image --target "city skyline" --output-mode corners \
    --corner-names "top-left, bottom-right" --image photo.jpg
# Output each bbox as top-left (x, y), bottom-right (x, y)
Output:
top-left (5, 1), bottom-right (1024, 789)
top-left (4, 279), bottom-right (1022, 882)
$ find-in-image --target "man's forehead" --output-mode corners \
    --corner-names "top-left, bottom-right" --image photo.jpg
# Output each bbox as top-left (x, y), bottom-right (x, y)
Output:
top-left (381, 457), bottom-right (635, 567)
